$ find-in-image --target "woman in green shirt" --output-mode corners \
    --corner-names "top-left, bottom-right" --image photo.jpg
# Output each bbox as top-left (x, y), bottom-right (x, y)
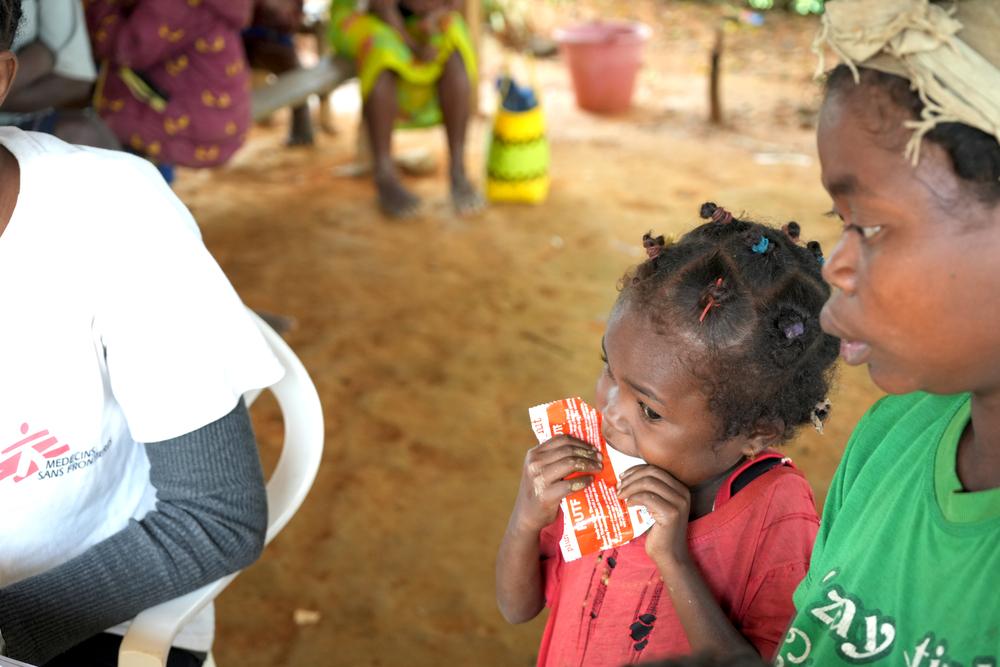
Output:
top-left (775, 1), bottom-right (1000, 664)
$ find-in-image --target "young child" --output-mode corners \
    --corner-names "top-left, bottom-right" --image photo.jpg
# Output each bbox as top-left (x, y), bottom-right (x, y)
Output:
top-left (496, 203), bottom-right (840, 664)
top-left (775, 0), bottom-right (1000, 663)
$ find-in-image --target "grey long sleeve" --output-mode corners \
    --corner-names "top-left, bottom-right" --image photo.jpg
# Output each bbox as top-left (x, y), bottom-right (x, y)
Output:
top-left (0, 398), bottom-right (268, 666)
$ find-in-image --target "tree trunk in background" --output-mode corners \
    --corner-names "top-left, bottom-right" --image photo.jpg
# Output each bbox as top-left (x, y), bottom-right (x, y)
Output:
top-left (709, 26), bottom-right (723, 125)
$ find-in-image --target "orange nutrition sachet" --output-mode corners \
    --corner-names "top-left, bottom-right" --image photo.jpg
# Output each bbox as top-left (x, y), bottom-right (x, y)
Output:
top-left (529, 397), bottom-right (654, 561)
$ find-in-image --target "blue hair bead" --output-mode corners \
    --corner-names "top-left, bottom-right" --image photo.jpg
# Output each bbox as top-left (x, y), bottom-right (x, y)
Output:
top-left (751, 236), bottom-right (769, 254)
top-left (783, 321), bottom-right (806, 339)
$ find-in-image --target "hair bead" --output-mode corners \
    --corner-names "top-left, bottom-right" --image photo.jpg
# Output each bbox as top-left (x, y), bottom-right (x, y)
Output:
top-left (783, 320), bottom-right (806, 339)
top-left (642, 231), bottom-right (667, 259)
top-left (751, 235), bottom-right (770, 254)
top-left (810, 398), bottom-right (832, 434)
top-left (699, 201), bottom-right (734, 225)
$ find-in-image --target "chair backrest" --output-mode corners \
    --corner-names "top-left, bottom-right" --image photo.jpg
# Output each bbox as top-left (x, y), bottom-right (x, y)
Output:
top-left (118, 311), bottom-right (325, 667)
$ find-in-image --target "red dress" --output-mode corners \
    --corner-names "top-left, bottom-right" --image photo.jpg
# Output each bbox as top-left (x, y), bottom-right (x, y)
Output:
top-left (86, 0), bottom-right (253, 167)
top-left (537, 452), bottom-right (819, 666)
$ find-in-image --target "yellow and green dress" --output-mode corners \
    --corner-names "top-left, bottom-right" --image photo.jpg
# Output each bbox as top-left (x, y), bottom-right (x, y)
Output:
top-left (329, 0), bottom-right (477, 128)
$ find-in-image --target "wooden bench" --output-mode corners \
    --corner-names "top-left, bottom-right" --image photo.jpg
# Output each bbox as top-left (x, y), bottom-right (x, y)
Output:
top-left (250, 54), bottom-right (356, 124)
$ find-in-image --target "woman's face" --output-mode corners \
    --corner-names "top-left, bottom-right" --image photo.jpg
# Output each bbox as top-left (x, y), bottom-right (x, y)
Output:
top-left (817, 88), bottom-right (1000, 395)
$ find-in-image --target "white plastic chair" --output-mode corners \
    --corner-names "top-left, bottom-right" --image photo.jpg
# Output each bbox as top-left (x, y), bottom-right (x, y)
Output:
top-left (118, 311), bottom-right (325, 667)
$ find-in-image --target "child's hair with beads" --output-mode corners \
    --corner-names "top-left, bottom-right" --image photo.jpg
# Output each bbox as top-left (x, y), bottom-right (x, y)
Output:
top-left (620, 202), bottom-right (840, 442)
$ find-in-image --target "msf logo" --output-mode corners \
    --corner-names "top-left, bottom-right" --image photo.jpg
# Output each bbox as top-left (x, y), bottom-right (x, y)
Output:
top-left (0, 423), bottom-right (70, 483)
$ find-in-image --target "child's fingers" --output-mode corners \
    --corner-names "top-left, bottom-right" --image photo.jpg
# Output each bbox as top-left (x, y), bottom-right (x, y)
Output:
top-left (523, 438), bottom-right (602, 498)
top-left (529, 436), bottom-right (602, 467)
top-left (546, 475), bottom-right (595, 503)
top-left (617, 473), bottom-right (689, 507)
top-left (540, 434), bottom-right (600, 452)
top-left (534, 454), bottom-right (603, 488)
top-left (622, 490), bottom-right (686, 524)
top-left (618, 465), bottom-right (688, 498)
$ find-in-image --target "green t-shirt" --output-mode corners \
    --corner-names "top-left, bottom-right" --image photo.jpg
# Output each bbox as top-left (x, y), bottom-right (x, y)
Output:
top-left (775, 392), bottom-right (1000, 666)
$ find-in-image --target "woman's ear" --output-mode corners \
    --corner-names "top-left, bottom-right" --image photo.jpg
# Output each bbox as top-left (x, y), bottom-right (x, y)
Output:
top-left (0, 51), bottom-right (17, 107)
top-left (740, 420), bottom-right (784, 458)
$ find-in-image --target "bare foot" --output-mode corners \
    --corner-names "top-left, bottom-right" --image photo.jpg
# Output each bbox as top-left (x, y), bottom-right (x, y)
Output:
top-left (451, 174), bottom-right (485, 215)
top-left (376, 173), bottom-right (421, 218)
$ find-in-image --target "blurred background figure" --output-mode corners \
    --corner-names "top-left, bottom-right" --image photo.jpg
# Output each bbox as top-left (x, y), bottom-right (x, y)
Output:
top-left (0, 0), bottom-right (119, 149)
top-left (86, 0), bottom-right (254, 183)
top-left (243, 0), bottom-right (316, 147)
top-left (330, 0), bottom-right (483, 218)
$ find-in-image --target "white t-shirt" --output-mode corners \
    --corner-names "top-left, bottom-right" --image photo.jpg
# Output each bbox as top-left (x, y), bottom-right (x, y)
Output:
top-left (0, 0), bottom-right (98, 126)
top-left (0, 128), bottom-right (284, 651)
top-left (12, 0), bottom-right (97, 82)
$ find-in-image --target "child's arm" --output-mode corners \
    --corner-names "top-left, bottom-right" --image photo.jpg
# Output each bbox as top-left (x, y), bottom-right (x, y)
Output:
top-left (618, 465), bottom-right (757, 655)
top-left (495, 516), bottom-right (545, 623)
top-left (496, 436), bottom-right (602, 623)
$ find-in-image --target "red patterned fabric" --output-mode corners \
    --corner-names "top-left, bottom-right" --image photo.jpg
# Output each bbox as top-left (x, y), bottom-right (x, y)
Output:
top-left (86, 0), bottom-right (253, 167)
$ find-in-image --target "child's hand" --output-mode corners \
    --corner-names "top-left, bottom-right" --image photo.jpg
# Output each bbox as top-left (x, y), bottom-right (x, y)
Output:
top-left (511, 436), bottom-right (603, 534)
top-left (618, 465), bottom-right (692, 569)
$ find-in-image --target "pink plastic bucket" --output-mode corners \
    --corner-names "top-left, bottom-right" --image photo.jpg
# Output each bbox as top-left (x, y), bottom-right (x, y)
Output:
top-left (554, 21), bottom-right (651, 114)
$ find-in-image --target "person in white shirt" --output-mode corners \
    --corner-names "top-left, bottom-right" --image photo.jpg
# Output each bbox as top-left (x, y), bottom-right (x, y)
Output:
top-left (0, 3), bottom-right (284, 665)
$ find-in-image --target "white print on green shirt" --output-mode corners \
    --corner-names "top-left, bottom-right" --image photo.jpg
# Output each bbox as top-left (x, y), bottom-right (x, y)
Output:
top-left (904, 634), bottom-right (997, 667)
top-left (776, 570), bottom-right (999, 666)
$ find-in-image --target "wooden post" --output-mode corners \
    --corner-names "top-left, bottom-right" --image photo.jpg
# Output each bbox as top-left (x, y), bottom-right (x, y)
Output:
top-left (708, 25), bottom-right (723, 125)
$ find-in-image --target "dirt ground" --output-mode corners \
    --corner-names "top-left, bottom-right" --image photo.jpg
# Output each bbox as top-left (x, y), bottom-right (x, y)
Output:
top-left (171, 3), bottom-right (883, 664)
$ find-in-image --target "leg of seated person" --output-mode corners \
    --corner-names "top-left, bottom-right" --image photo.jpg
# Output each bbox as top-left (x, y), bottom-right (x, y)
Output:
top-left (437, 50), bottom-right (483, 215)
top-left (364, 69), bottom-right (419, 218)
top-left (245, 38), bottom-right (315, 146)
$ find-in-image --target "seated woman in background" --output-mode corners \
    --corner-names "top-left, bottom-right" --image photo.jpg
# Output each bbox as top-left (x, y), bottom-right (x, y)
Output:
top-left (330, 0), bottom-right (483, 218)
top-left (0, 0), bottom-right (118, 148)
top-left (85, 0), bottom-right (254, 182)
